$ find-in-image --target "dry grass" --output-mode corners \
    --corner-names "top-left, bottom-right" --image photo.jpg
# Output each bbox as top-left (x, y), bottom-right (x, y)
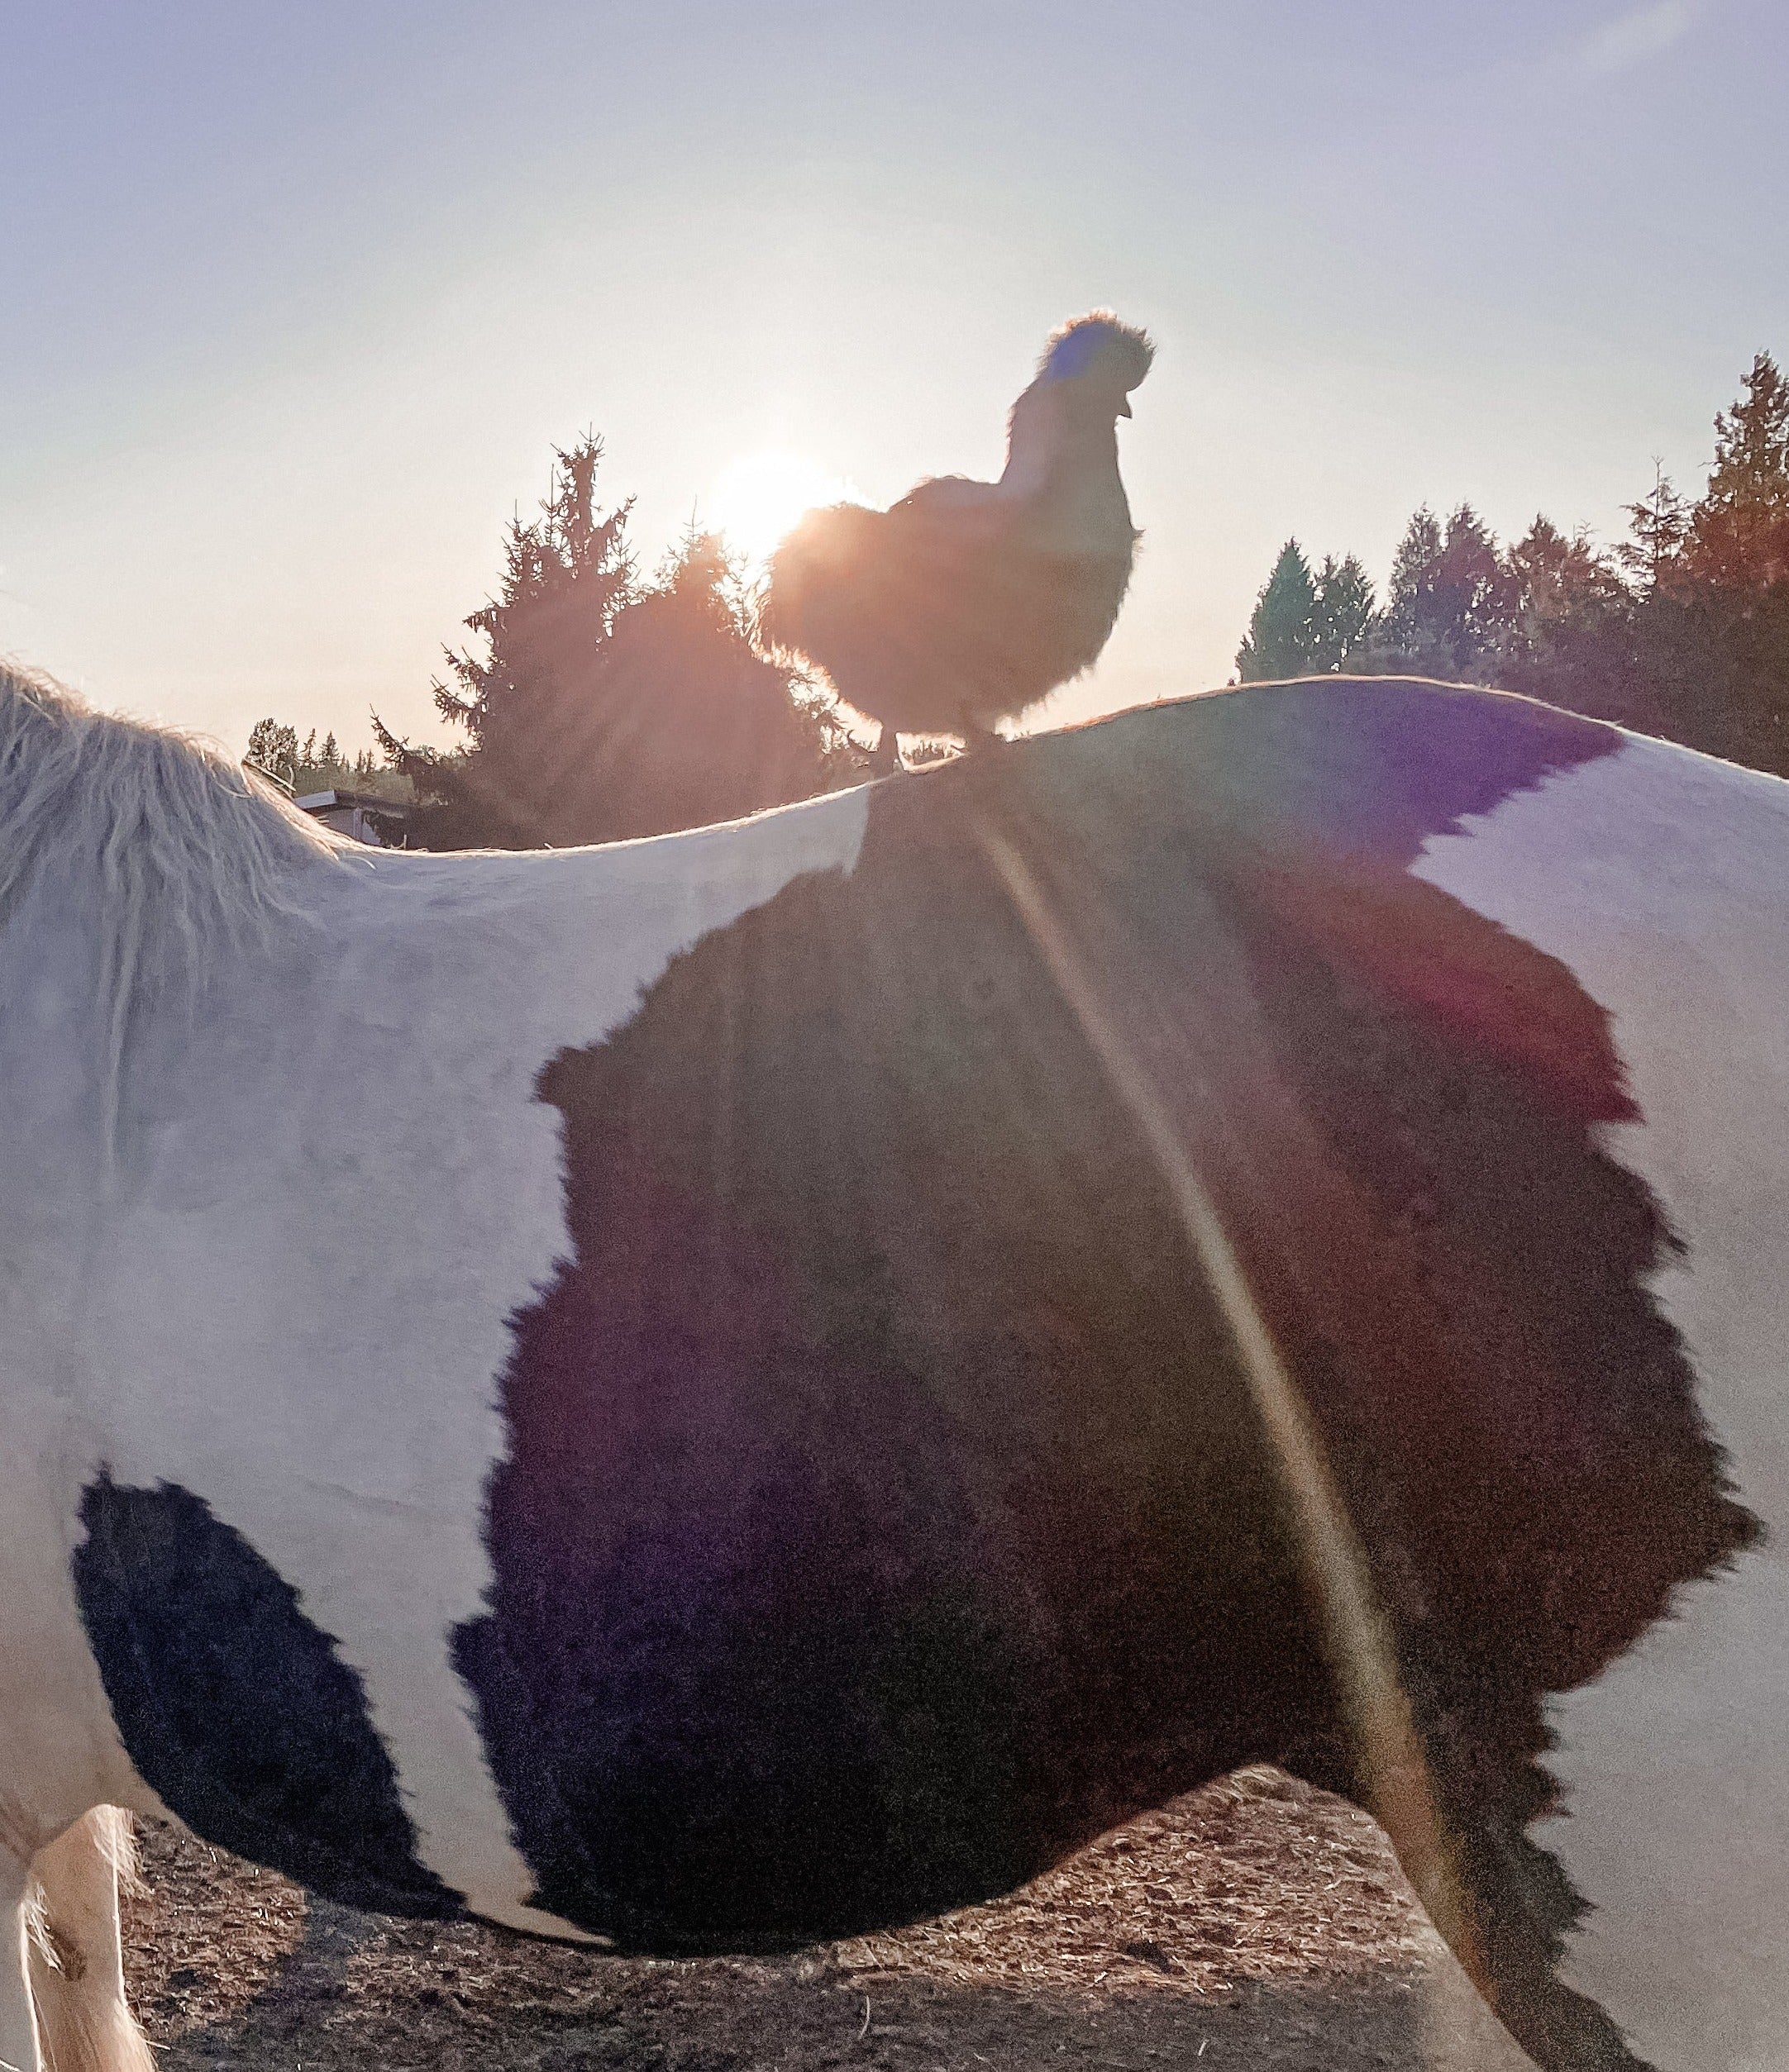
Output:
top-left (829, 1768), bottom-right (1429, 1997)
top-left (121, 1769), bottom-right (1532, 2072)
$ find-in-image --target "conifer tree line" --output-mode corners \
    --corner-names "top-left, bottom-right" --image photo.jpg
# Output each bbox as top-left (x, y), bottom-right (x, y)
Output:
top-left (251, 350), bottom-right (1789, 842)
top-left (245, 719), bottom-right (389, 794)
top-left (373, 435), bottom-right (867, 848)
top-left (250, 436), bottom-right (866, 849)
top-left (1235, 350), bottom-right (1789, 776)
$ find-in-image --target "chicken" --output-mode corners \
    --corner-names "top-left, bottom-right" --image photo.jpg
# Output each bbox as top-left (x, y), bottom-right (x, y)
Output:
top-left (756, 312), bottom-right (1152, 767)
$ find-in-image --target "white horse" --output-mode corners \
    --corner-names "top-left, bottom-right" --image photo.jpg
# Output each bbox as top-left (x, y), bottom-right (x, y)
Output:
top-left (4, 660), bottom-right (1789, 2072)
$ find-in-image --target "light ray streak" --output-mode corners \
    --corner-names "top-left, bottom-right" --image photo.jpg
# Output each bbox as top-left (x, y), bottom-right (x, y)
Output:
top-left (976, 818), bottom-right (1486, 1993)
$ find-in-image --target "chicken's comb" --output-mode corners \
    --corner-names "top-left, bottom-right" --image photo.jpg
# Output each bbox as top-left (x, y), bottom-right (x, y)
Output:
top-left (1042, 312), bottom-right (1154, 389)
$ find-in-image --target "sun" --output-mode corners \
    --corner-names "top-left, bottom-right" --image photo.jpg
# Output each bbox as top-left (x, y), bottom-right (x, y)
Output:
top-left (707, 450), bottom-right (861, 568)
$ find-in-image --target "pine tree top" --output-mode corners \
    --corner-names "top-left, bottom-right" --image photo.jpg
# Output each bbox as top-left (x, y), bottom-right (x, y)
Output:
top-left (1690, 352), bottom-right (1789, 588)
top-left (1705, 352), bottom-right (1789, 519)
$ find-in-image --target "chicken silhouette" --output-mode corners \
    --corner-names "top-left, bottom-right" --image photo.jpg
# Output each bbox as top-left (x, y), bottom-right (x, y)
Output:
top-left (757, 312), bottom-right (1152, 769)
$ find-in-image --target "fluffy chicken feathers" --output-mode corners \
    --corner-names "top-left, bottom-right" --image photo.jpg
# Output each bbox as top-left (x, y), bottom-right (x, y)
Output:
top-left (757, 312), bottom-right (1152, 753)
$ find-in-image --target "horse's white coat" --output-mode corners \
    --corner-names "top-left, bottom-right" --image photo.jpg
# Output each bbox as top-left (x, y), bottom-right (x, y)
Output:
top-left (1417, 735), bottom-right (1789, 2072)
top-left (0, 781), bottom-right (871, 1949)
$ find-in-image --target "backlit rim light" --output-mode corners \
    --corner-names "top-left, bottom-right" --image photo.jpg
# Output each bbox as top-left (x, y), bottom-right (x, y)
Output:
top-left (706, 450), bottom-right (864, 567)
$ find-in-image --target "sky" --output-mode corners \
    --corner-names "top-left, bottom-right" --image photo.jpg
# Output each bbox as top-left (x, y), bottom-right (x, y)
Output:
top-left (3, 0), bottom-right (1786, 758)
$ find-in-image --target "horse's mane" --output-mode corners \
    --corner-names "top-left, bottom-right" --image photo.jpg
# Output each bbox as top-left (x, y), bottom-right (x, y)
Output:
top-left (0, 664), bottom-right (344, 1136)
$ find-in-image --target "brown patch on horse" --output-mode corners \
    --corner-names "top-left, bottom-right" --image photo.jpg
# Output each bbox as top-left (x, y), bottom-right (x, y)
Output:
top-left (1244, 853), bottom-right (1638, 1127)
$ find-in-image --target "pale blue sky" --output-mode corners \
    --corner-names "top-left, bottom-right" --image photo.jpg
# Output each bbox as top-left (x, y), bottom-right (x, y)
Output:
top-left (4, 0), bottom-right (1784, 753)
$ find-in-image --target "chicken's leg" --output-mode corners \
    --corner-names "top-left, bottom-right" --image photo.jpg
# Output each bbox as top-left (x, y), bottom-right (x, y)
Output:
top-left (868, 727), bottom-right (904, 778)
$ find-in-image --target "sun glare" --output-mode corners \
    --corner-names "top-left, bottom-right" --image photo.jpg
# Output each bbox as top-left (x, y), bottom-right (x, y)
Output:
top-left (707, 450), bottom-right (861, 568)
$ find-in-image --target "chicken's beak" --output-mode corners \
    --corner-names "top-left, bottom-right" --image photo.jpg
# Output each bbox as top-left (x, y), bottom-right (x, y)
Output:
top-left (1117, 397), bottom-right (1133, 418)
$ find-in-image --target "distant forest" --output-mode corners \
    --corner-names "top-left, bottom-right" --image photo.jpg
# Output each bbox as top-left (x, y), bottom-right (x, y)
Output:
top-left (1235, 350), bottom-right (1789, 778)
top-left (250, 350), bottom-right (1789, 845)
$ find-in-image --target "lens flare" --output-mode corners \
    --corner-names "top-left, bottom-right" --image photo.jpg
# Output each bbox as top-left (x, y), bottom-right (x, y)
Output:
top-left (707, 450), bottom-right (862, 568)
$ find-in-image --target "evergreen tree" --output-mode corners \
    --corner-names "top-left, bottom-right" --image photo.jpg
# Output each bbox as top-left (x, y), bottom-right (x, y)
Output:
top-left (320, 731), bottom-right (340, 771)
top-left (1687, 351), bottom-right (1789, 590)
top-left (376, 436), bottom-right (864, 848)
top-left (1309, 554), bottom-right (1376, 671)
top-left (1222, 351), bottom-right (1789, 778)
top-left (1619, 464), bottom-right (1691, 594)
top-left (1491, 517), bottom-right (1646, 727)
top-left (1378, 504), bottom-right (1514, 674)
top-left (434, 435), bottom-right (637, 754)
top-left (1429, 503), bottom-right (1515, 665)
top-left (1381, 506), bottom-right (1443, 657)
top-left (246, 720), bottom-right (300, 788)
top-left (1235, 540), bottom-right (1318, 681)
top-left (1505, 517), bottom-right (1628, 659)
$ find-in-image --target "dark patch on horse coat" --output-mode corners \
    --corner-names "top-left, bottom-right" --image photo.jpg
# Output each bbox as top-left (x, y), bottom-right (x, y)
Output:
top-left (459, 682), bottom-right (1753, 2065)
top-left (1163, 869), bottom-right (1754, 2071)
top-left (74, 1477), bottom-right (460, 1919)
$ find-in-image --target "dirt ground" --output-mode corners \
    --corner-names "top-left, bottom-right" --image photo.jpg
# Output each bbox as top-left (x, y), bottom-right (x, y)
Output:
top-left (122, 1769), bottom-right (1536, 2072)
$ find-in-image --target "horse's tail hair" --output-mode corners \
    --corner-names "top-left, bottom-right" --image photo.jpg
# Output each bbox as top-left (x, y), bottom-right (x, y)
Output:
top-left (85, 1808), bottom-right (144, 1900)
top-left (25, 1809), bottom-right (155, 2072)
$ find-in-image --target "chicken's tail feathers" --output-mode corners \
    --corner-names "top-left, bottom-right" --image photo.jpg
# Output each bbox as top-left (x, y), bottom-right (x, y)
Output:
top-left (755, 502), bottom-right (886, 663)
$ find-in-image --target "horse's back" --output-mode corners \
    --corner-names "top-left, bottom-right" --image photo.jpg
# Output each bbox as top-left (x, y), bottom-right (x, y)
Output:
top-left (12, 674), bottom-right (1789, 2068)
